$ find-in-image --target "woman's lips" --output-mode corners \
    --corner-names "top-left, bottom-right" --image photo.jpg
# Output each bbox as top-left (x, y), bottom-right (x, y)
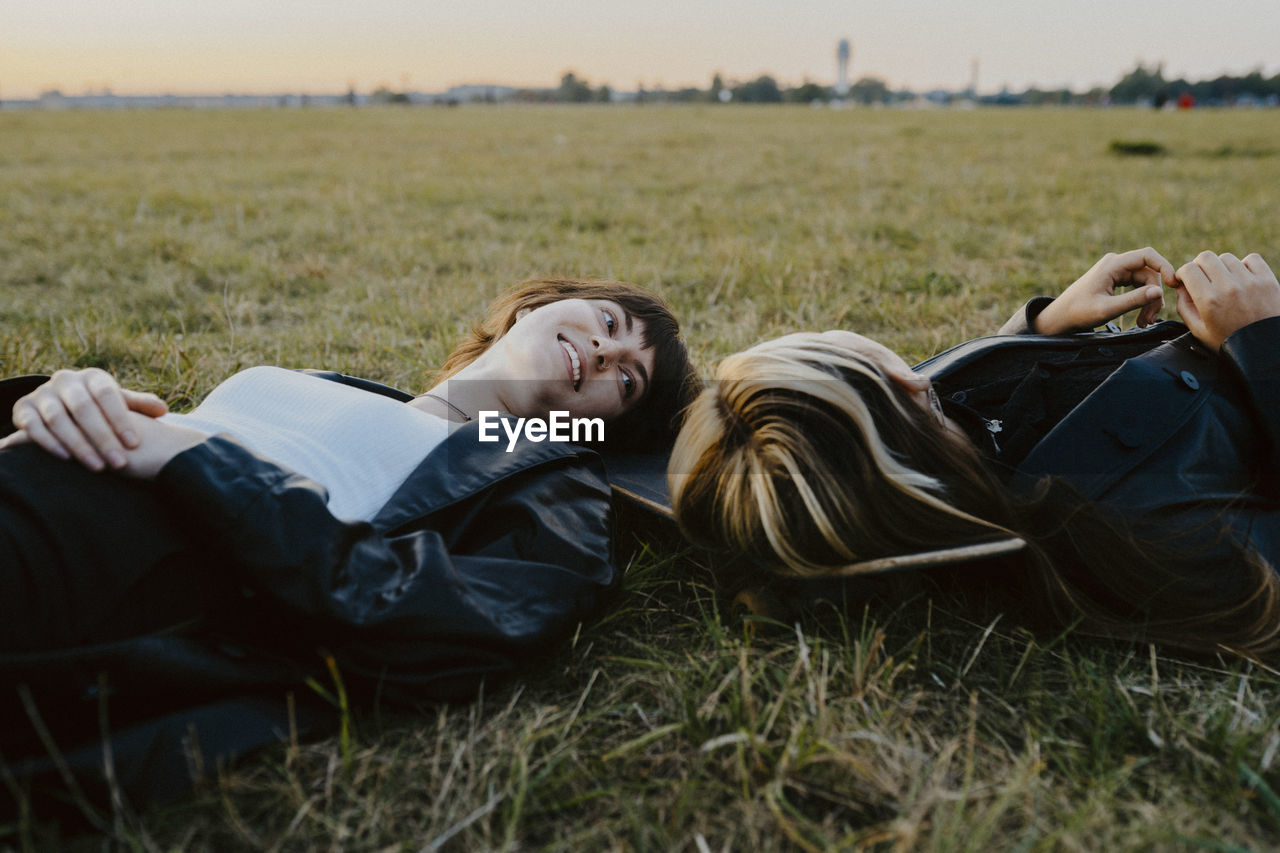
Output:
top-left (558, 334), bottom-right (582, 390)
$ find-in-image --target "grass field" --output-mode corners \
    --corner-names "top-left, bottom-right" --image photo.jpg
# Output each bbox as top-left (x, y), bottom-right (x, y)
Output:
top-left (3, 105), bottom-right (1280, 850)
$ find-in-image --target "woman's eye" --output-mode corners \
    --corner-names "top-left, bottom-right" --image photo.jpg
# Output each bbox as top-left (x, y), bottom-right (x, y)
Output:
top-left (602, 309), bottom-right (616, 334)
top-left (622, 370), bottom-right (634, 397)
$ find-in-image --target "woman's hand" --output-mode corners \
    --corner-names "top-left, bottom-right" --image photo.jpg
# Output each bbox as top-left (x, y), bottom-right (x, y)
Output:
top-left (1172, 252), bottom-right (1280, 351)
top-left (0, 411), bottom-right (206, 479)
top-left (2, 368), bottom-right (168, 471)
top-left (1034, 248), bottom-right (1175, 335)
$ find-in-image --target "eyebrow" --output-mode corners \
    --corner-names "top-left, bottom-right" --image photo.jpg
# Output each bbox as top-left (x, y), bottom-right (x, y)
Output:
top-left (620, 304), bottom-right (634, 334)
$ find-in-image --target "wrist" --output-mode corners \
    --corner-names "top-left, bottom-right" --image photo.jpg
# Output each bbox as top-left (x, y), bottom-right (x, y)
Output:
top-left (122, 417), bottom-right (207, 478)
top-left (1026, 296), bottom-right (1057, 334)
top-left (1220, 315), bottom-right (1280, 358)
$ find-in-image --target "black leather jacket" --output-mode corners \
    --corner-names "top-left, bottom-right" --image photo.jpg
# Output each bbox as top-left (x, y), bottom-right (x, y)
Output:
top-left (1, 370), bottom-right (617, 804)
top-left (155, 395), bottom-right (617, 698)
top-left (917, 310), bottom-right (1280, 574)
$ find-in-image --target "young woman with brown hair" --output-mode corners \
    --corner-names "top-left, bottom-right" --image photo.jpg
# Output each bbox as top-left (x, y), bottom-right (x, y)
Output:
top-left (0, 277), bottom-right (696, 805)
top-left (669, 249), bottom-right (1280, 657)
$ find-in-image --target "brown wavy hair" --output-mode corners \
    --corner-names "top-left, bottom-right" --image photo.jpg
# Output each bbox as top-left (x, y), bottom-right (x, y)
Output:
top-left (669, 333), bottom-right (1280, 658)
top-left (439, 278), bottom-right (699, 452)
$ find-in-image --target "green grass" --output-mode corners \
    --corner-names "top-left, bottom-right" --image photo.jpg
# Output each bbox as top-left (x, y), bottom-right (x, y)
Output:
top-left (3, 105), bottom-right (1280, 850)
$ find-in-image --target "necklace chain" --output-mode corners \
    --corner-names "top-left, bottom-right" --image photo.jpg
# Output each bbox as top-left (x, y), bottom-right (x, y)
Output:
top-left (422, 393), bottom-right (473, 422)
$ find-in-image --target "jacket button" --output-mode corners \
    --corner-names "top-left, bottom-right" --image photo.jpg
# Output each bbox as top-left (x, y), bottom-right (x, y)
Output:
top-left (1179, 370), bottom-right (1199, 390)
top-left (949, 391), bottom-right (967, 403)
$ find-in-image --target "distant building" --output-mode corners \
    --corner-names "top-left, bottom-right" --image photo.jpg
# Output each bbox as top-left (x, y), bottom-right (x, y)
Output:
top-left (836, 39), bottom-right (851, 98)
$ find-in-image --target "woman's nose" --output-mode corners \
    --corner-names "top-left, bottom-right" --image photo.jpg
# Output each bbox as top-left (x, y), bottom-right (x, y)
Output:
top-left (591, 335), bottom-right (617, 369)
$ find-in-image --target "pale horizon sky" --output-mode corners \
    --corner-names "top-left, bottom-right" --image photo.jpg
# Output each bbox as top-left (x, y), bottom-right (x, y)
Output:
top-left (3, 1), bottom-right (1277, 100)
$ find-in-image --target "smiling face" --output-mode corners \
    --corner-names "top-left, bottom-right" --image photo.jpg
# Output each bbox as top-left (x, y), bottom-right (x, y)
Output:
top-left (484, 297), bottom-right (657, 422)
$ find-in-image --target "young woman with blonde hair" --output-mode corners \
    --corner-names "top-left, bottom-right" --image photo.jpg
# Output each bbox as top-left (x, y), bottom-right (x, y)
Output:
top-left (669, 249), bottom-right (1280, 657)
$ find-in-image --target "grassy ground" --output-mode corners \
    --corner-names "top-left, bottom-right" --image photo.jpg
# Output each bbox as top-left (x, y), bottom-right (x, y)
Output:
top-left (2, 105), bottom-right (1280, 850)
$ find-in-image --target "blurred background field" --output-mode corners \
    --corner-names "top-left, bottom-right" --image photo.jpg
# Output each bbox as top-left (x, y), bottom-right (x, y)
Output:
top-left (3, 106), bottom-right (1280, 850)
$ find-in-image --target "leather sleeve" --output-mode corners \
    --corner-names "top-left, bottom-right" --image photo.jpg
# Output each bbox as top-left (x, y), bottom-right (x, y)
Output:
top-left (0, 375), bottom-right (51, 436)
top-left (1221, 315), bottom-right (1280, 474)
top-left (996, 297), bottom-right (1056, 336)
top-left (154, 435), bottom-right (616, 699)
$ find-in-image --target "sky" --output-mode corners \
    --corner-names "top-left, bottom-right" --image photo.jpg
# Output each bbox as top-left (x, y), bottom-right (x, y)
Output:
top-left (3, 1), bottom-right (1277, 99)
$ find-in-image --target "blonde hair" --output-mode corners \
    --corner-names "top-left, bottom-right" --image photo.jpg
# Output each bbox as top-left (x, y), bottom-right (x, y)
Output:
top-left (669, 333), bottom-right (1280, 658)
top-left (670, 335), bottom-right (1014, 573)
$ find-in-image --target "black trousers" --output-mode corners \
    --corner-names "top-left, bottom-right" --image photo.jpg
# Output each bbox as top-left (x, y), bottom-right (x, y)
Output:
top-left (0, 443), bottom-right (215, 652)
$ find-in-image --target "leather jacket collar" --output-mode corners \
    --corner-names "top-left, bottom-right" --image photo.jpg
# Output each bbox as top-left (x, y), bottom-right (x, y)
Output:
top-left (374, 418), bottom-right (591, 530)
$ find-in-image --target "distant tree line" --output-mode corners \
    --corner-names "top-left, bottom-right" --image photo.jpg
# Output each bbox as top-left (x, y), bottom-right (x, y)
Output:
top-left (365, 63), bottom-right (1279, 108)
top-left (504, 73), bottom-right (613, 103)
top-left (17, 62), bottom-right (1276, 111)
top-left (507, 64), bottom-right (1278, 107)
top-left (1107, 63), bottom-right (1280, 106)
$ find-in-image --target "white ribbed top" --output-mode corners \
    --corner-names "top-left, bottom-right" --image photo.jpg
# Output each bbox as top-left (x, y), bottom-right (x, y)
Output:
top-left (163, 367), bottom-right (449, 521)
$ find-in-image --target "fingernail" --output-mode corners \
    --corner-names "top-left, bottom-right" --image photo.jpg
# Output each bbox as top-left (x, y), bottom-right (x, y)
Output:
top-left (1146, 286), bottom-right (1161, 299)
top-left (123, 430), bottom-right (139, 447)
top-left (108, 451), bottom-right (126, 469)
top-left (86, 455), bottom-right (104, 472)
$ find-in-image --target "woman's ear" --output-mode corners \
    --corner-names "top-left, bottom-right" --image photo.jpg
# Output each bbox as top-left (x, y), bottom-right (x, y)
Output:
top-left (515, 307), bottom-right (531, 321)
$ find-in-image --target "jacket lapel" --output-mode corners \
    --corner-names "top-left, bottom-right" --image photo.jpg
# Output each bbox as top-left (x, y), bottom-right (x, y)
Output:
top-left (371, 419), bottom-right (586, 531)
top-left (1009, 339), bottom-right (1217, 500)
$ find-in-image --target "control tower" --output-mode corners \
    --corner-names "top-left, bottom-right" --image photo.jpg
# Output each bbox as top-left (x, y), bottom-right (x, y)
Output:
top-left (836, 39), bottom-right (851, 98)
